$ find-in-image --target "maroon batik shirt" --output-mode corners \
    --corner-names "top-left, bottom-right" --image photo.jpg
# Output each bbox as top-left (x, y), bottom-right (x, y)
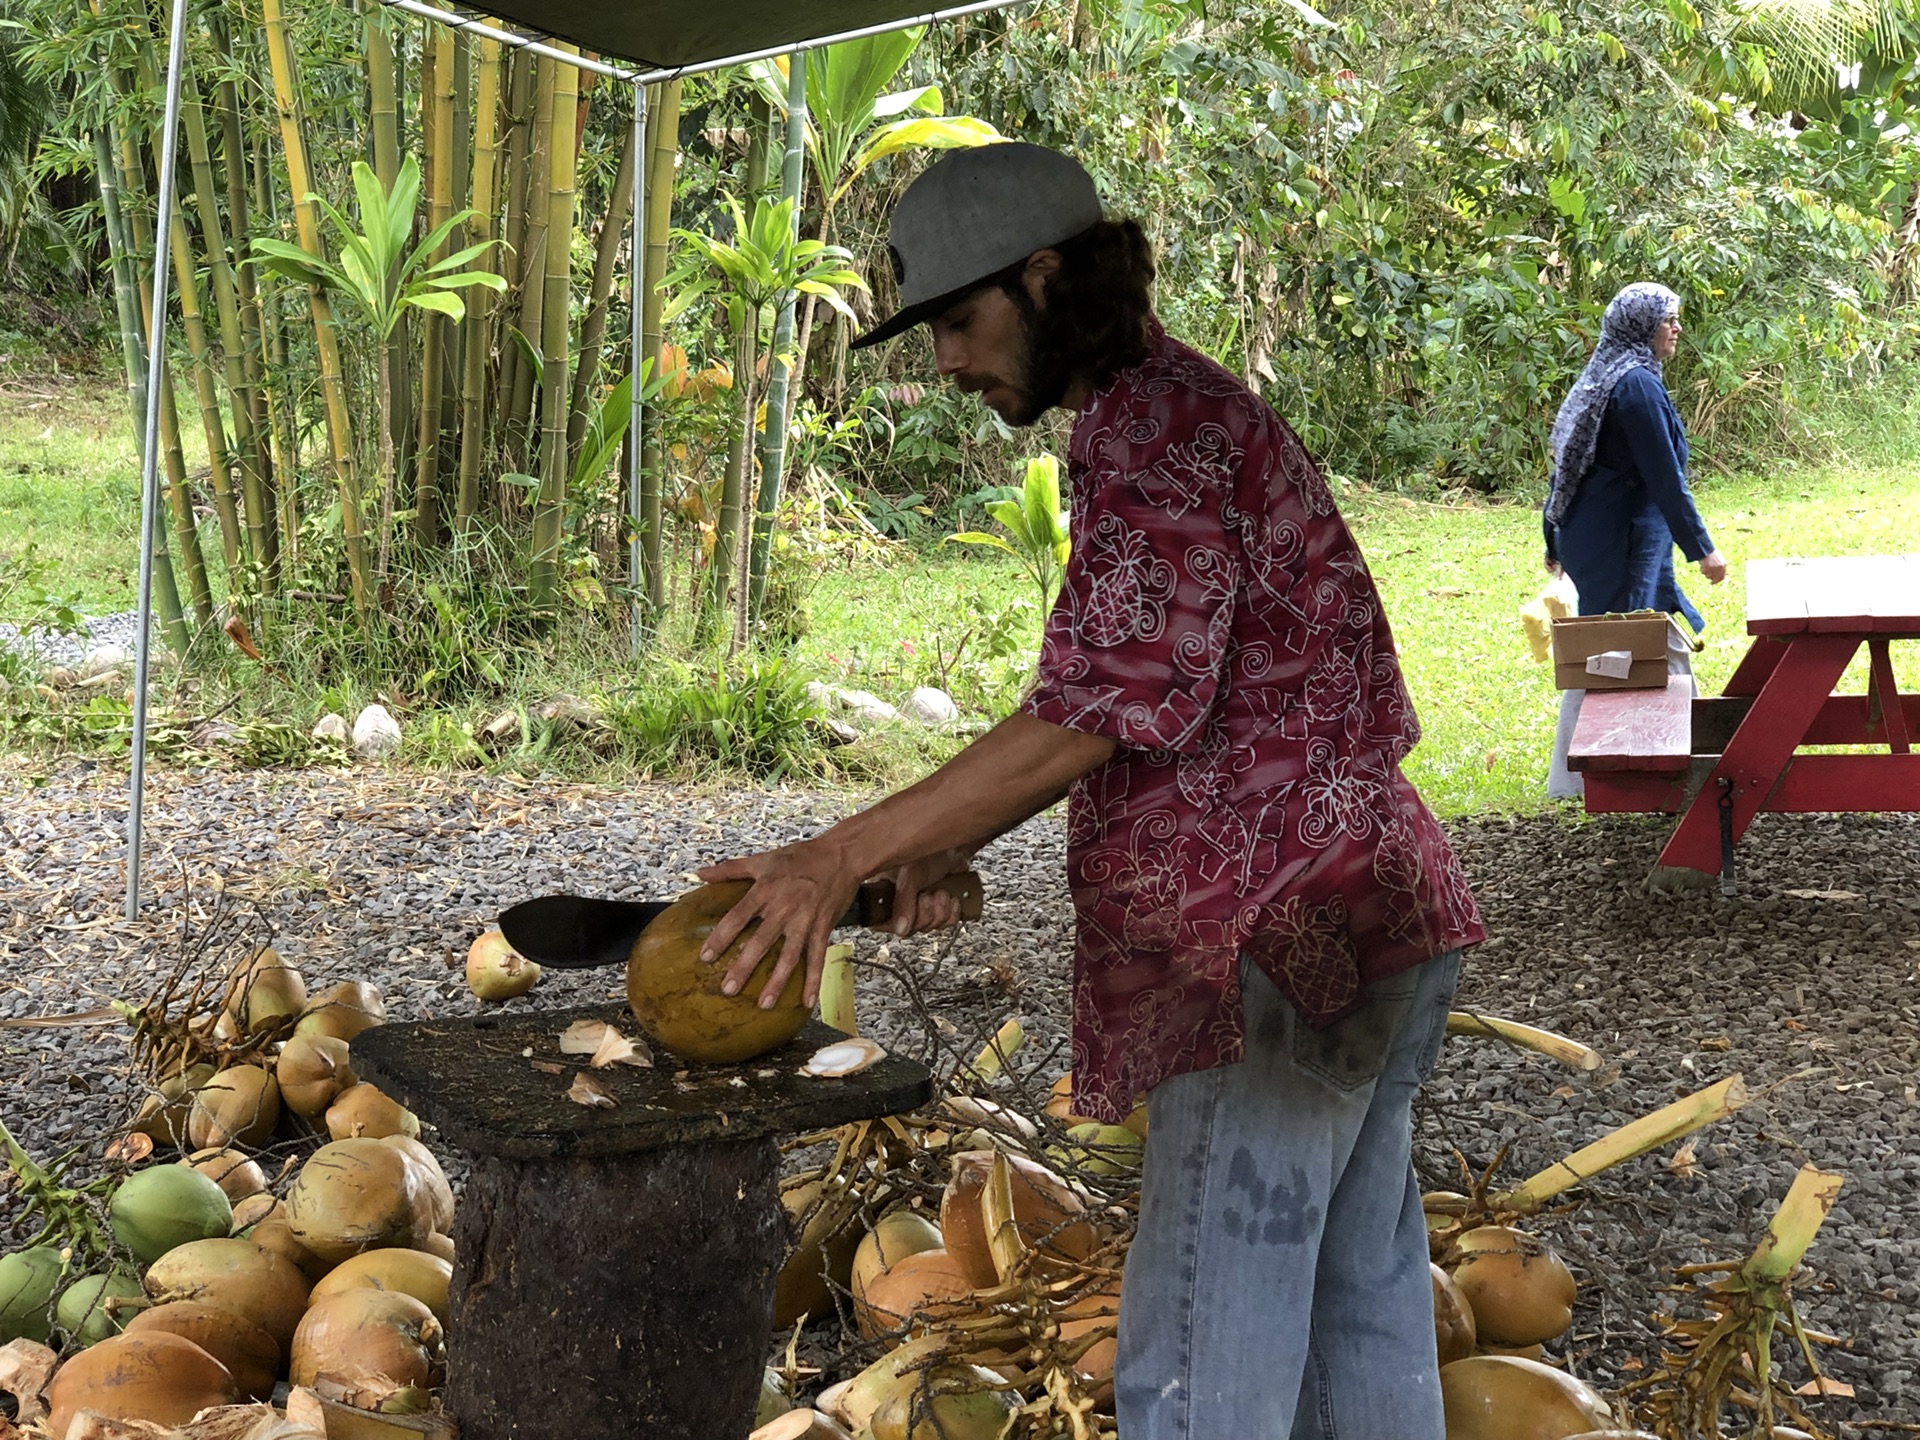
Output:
top-left (1020, 327), bottom-right (1485, 1122)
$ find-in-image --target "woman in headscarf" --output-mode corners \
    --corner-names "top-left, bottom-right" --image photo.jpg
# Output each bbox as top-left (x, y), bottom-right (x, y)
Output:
top-left (1543, 281), bottom-right (1728, 799)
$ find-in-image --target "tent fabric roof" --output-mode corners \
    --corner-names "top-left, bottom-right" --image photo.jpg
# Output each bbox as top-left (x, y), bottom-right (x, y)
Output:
top-left (465, 0), bottom-right (1015, 75)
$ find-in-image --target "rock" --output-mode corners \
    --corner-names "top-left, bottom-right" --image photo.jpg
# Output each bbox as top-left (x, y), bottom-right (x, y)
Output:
top-left (47, 667), bottom-right (77, 688)
top-left (534, 694), bottom-right (599, 730)
top-left (804, 682), bottom-right (835, 714)
top-left (903, 686), bottom-right (959, 725)
top-left (77, 645), bottom-right (130, 680)
top-left (310, 714), bottom-right (349, 743)
top-left (351, 705), bottom-right (402, 758)
top-left (835, 688), bottom-right (900, 728)
top-left (189, 720), bottom-right (239, 749)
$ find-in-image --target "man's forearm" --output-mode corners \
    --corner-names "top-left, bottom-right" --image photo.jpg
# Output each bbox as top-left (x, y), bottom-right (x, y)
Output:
top-left (817, 712), bottom-right (1113, 879)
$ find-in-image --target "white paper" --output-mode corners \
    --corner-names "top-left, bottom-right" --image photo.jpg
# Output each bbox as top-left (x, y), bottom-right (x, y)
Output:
top-left (1586, 649), bottom-right (1635, 679)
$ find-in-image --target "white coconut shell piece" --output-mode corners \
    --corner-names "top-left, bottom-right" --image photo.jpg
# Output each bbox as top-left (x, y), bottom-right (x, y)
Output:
top-left (590, 1027), bottom-right (653, 1069)
top-left (567, 1073), bottom-right (618, 1108)
top-left (559, 1020), bottom-right (613, 1056)
top-left (802, 1039), bottom-right (886, 1077)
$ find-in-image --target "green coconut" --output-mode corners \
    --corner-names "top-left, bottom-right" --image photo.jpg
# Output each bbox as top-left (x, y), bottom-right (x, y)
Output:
top-left (1046, 1122), bottom-right (1144, 1177)
top-left (56, 1267), bottom-right (149, 1346)
top-left (110, 1165), bottom-right (236, 1264)
top-left (0, 1245), bottom-right (65, 1344)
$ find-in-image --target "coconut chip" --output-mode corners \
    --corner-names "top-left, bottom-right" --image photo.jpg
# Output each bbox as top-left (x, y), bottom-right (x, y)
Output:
top-left (800, 1038), bottom-right (887, 1077)
top-left (568, 1072), bottom-right (618, 1108)
top-left (0, 1338), bottom-right (56, 1426)
top-left (590, 1026), bottom-right (653, 1070)
top-left (558, 1019), bottom-right (613, 1055)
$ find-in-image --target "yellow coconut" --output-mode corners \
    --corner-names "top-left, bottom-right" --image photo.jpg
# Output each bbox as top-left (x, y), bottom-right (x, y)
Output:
top-left (856, 1248), bottom-right (977, 1343)
top-left (1439, 1355), bottom-right (1611, 1440)
top-left (826, 1335), bottom-right (954, 1433)
top-left (1565, 1433), bottom-right (1663, 1439)
top-left (868, 1366), bottom-right (1017, 1440)
top-left (466, 929), bottom-right (542, 1001)
top-left (1046, 1122), bottom-right (1143, 1177)
top-left (415, 1230), bottom-right (457, 1265)
top-left (849, 1211), bottom-right (944, 1310)
top-left (46, 1330), bottom-right (238, 1437)
top-left (310, 1248), bottom-right (453, 1323)
top-left (325, 1082), bottom-right (420, 1142)
top-left (277, 1032), bottom-right (357, 1118)
top-left (1447, 1226), bottom-right (1577, 1347)
top-left (284, 1138), bottom-right (430, 1264)
top-left (289, 1288), bottom-right (445, 1391)
top-left (186, 1065), bottom-right (281, 1151)
top-left (131, 1062), bottom-right (217, 1150)
top-left (1433, 1262), bottom-right (1477, 1367)
top-left (225, 947), bottom-right (307, 1034)
top-left (775, 1176), bottom-right (861, 1327)
top-left (245, 1208), bottom-right (332, 1284)
top-left (293, 980), bottom-right (387, 1044)
top-left (750, 1410), bottom-right (855, 1440)
top-left (142, 1237), bottom-right (311, 1351)
top-left (230, 1191), bottom-right (279, 1231)
top-left (381, 1135), bottom-right (455, 1236)
top-left (940, 1150), bottom-right (1094, 1289)
top-left (125, 1300), bottom-right (280, 1401)
top-left (625, 880), bottom-right (810, 1063)
top-left (1478, 1342), bottom-right (1546, 1361)
top-left (187, 1148), bottom-right (269, 1203)
top-left (1056, 1283), bottom-right (1121, 1391)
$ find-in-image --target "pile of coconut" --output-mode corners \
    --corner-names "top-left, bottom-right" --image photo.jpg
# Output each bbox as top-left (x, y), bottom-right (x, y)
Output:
top-left (0, 948), bottom-right (461, 1440)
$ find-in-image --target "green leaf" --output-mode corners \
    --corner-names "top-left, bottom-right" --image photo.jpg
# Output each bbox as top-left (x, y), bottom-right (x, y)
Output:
top-left (942, 532), bottom-right (1017, 556)
top-left (839, 116), bottom-right (1003, 201)
top-left (404, 290), bottom-right (465, 321)
top-left (508, 326), bottom-right (544, 388)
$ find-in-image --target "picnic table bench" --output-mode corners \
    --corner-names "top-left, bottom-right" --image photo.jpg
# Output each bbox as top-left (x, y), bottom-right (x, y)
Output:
top-left (1569, 554), bottom-right (1920, 885)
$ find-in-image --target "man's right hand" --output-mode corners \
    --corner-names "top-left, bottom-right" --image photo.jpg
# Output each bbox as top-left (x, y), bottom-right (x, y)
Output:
top-left (880, 848), bottom-right (975, 937)
top-left (1698, 550), bottom-right (1729, 584)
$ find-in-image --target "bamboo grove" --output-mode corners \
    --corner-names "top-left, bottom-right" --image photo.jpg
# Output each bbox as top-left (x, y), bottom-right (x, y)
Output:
top-left (32, 0), bottom-right (902, 655)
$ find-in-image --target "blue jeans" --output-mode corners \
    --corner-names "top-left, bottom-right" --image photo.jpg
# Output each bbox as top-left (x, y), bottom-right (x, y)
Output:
top-left (1114, 949), bottom-right (1462, 1440)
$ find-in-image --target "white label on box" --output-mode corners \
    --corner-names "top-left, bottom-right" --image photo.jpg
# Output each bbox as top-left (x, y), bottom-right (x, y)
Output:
top-left (1586, 649), bottom-right (1636, 679)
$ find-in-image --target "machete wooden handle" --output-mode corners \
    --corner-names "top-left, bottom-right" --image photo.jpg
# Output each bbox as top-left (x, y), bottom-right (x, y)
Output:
top-left (851, 871), bottom-right (986, 928)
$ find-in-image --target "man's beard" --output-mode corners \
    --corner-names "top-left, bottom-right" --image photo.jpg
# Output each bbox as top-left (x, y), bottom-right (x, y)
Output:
top-left (993, 283), bottom-right (1074, 427)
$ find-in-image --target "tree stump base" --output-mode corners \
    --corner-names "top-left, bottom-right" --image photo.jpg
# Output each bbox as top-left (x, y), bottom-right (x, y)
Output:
top-left (353, 1005), bottom-right (931, 1440)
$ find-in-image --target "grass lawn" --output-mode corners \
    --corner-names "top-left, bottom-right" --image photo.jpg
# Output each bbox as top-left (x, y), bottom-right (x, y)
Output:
top-left (3, 369), bottom-right (1915, 817)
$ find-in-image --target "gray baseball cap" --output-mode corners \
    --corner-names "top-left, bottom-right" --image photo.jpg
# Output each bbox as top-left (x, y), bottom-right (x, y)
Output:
top-left (850, 143), bottom-right (1103, 350)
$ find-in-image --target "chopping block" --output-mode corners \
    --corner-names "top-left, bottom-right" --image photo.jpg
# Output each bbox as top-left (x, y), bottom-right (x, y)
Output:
top-left (352, 1005), bottom-right (930, 1440)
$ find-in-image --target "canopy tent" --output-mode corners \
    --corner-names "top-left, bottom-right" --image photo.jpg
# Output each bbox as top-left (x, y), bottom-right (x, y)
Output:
top-left (127, 0), bottom-right (1027, 915)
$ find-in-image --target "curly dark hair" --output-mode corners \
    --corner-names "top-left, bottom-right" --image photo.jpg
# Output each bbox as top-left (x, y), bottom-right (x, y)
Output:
top-left (992, 218), bottom-right (1158, 399)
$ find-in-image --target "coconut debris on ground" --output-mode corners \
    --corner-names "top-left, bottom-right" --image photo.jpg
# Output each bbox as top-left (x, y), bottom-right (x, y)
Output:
top-left (1, 761), bottom-right (1916, 1432)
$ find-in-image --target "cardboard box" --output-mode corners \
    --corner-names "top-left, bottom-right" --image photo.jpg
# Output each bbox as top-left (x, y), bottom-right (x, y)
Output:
top-left (1550, 612), bottom-right (1673, 690)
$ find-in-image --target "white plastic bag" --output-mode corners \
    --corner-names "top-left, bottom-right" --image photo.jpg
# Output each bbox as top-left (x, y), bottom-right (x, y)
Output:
top-left (1520, 573), bottom-right (1579, 662)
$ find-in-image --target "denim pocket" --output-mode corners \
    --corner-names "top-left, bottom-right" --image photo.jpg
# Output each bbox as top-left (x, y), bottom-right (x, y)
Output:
top-left (1289, 967), bottom-right (1420, 1094)
top-left (1407, 950), bottom-right (1463, 1082)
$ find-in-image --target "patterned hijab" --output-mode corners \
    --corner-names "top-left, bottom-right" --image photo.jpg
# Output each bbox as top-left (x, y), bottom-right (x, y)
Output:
top-left (1543, 282), bottom-right (1680, 531)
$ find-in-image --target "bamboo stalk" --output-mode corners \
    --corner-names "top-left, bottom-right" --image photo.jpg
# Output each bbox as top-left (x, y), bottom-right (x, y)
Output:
top-left (162, 175), bottom-right (244, 576)
top-left (262, 0), bottom-right (370, 611)
top-left (456, 34), bottom-right (503, 532)
top-left (366, 8), bottom-right (401, 188)
top-left (507, 55), bottom-right (555, 476)
top-left (1493, 1073), bottom-right (1750, 1212)
top-left (93, 126), bottom-right (189, 655)
top-left (1446, 1012), bottom-right (1602, 1072)
top-left (1745, 1167), bottom-right (1844, 1284)
top-left (529, 50), bottom-right (580, 609)
top-left (493, 49), bottom-right (534, 438)
top-left (414, 23), bottom-right (456, 547)
top-left (637, 77), bottom-right (681, 618)
top-left (250, 134), bottom-right (302, 567)
top-left (180, 76), bottom-right (272, 589)
top-left (565, 117), bottom-right (635, 461)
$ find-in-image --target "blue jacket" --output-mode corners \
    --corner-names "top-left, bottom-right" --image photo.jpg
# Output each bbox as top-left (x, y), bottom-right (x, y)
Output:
top-left (1545, 366), bottom-right (1713, 632)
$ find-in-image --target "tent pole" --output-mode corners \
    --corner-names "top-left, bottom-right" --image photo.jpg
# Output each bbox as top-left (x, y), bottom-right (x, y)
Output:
top-left (627, 80), bottom-right (648, 656)
top-left (127, 0), bottom-right (192, 921)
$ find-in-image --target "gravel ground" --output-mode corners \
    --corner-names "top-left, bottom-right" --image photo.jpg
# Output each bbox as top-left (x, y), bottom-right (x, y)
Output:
top-left (2, 759), bottom-right (1916, 1434)
top-left (0, 610), bottom-right (142, 669)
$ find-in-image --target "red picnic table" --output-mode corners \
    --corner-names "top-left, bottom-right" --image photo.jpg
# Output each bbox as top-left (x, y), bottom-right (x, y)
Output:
top-left (1570, 554), bottom-right (1920, 886)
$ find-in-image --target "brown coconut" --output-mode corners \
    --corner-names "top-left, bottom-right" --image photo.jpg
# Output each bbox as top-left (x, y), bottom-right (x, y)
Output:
top-left (141, 1237), bottom-right (311, 1352)
top-left (466, 929), bottom-right (541, 1001)
top-left (244, 1209), bottom-right (331, 1284)
top-left (309, 1248), bottom-right (453, 1323)
top-left (230, 1192), bottom-right (279, 1231)
top-left (289, 1288), bottom-right (445, 1391)
top-left (124, 1301), bottom-right (280, 1401)
top-left (186, 1066), bottom-right (281, 1151)
top-left (1433, 1262), bottom-right (1477, 1367)
top-left (1447, 1226), bottom-right (1577, 1347)
top-left (293, 981), bottom-right (387, 1044)
top-left (131, 1063), bottom-right (216, 1150)
top-left (283, 1138), bottom-right (429, 1263)
top-left (625, 880), bottom-right (809, 1063)
top-left (225, 948), bottom-right (307, 1034)
top-left (414, 1231), bottom-right (456, 1265)
top-left (1565, 1433), bottom-right (1664, 1439)
top-left (187, 1149), bottom-right (268, 1204)
top-left (324, 1083), bottom-right (420, 1143)
top-left (1056, 1283), bottom-right (1121, 1393)
top-left (46, 1331), bottom-right (239, 1438)
top-left (1439, 1355), bottom-right (1612, 1440)
top-left (276, 1033), bottom-right (356, 1118)
top-left (856, 1248), bottom-right (978, 1343)
top-left (941, 1150), bottom-right (1094, 1288)
top-left (849, 1211), bottom-right (944, 1311)
top-left (380, 1136), bottom-right (454, 1236)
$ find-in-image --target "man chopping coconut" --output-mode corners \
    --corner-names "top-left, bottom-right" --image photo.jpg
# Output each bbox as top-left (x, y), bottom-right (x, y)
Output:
top-left (698, 143), bottom-right (1484, 1439)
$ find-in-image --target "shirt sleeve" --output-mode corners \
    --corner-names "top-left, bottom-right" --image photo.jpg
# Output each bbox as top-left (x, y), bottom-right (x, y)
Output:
top-left (1614, 369), bottom-right (1715, 563)
top-left (1021, 443), bottom-right (1239, 755)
